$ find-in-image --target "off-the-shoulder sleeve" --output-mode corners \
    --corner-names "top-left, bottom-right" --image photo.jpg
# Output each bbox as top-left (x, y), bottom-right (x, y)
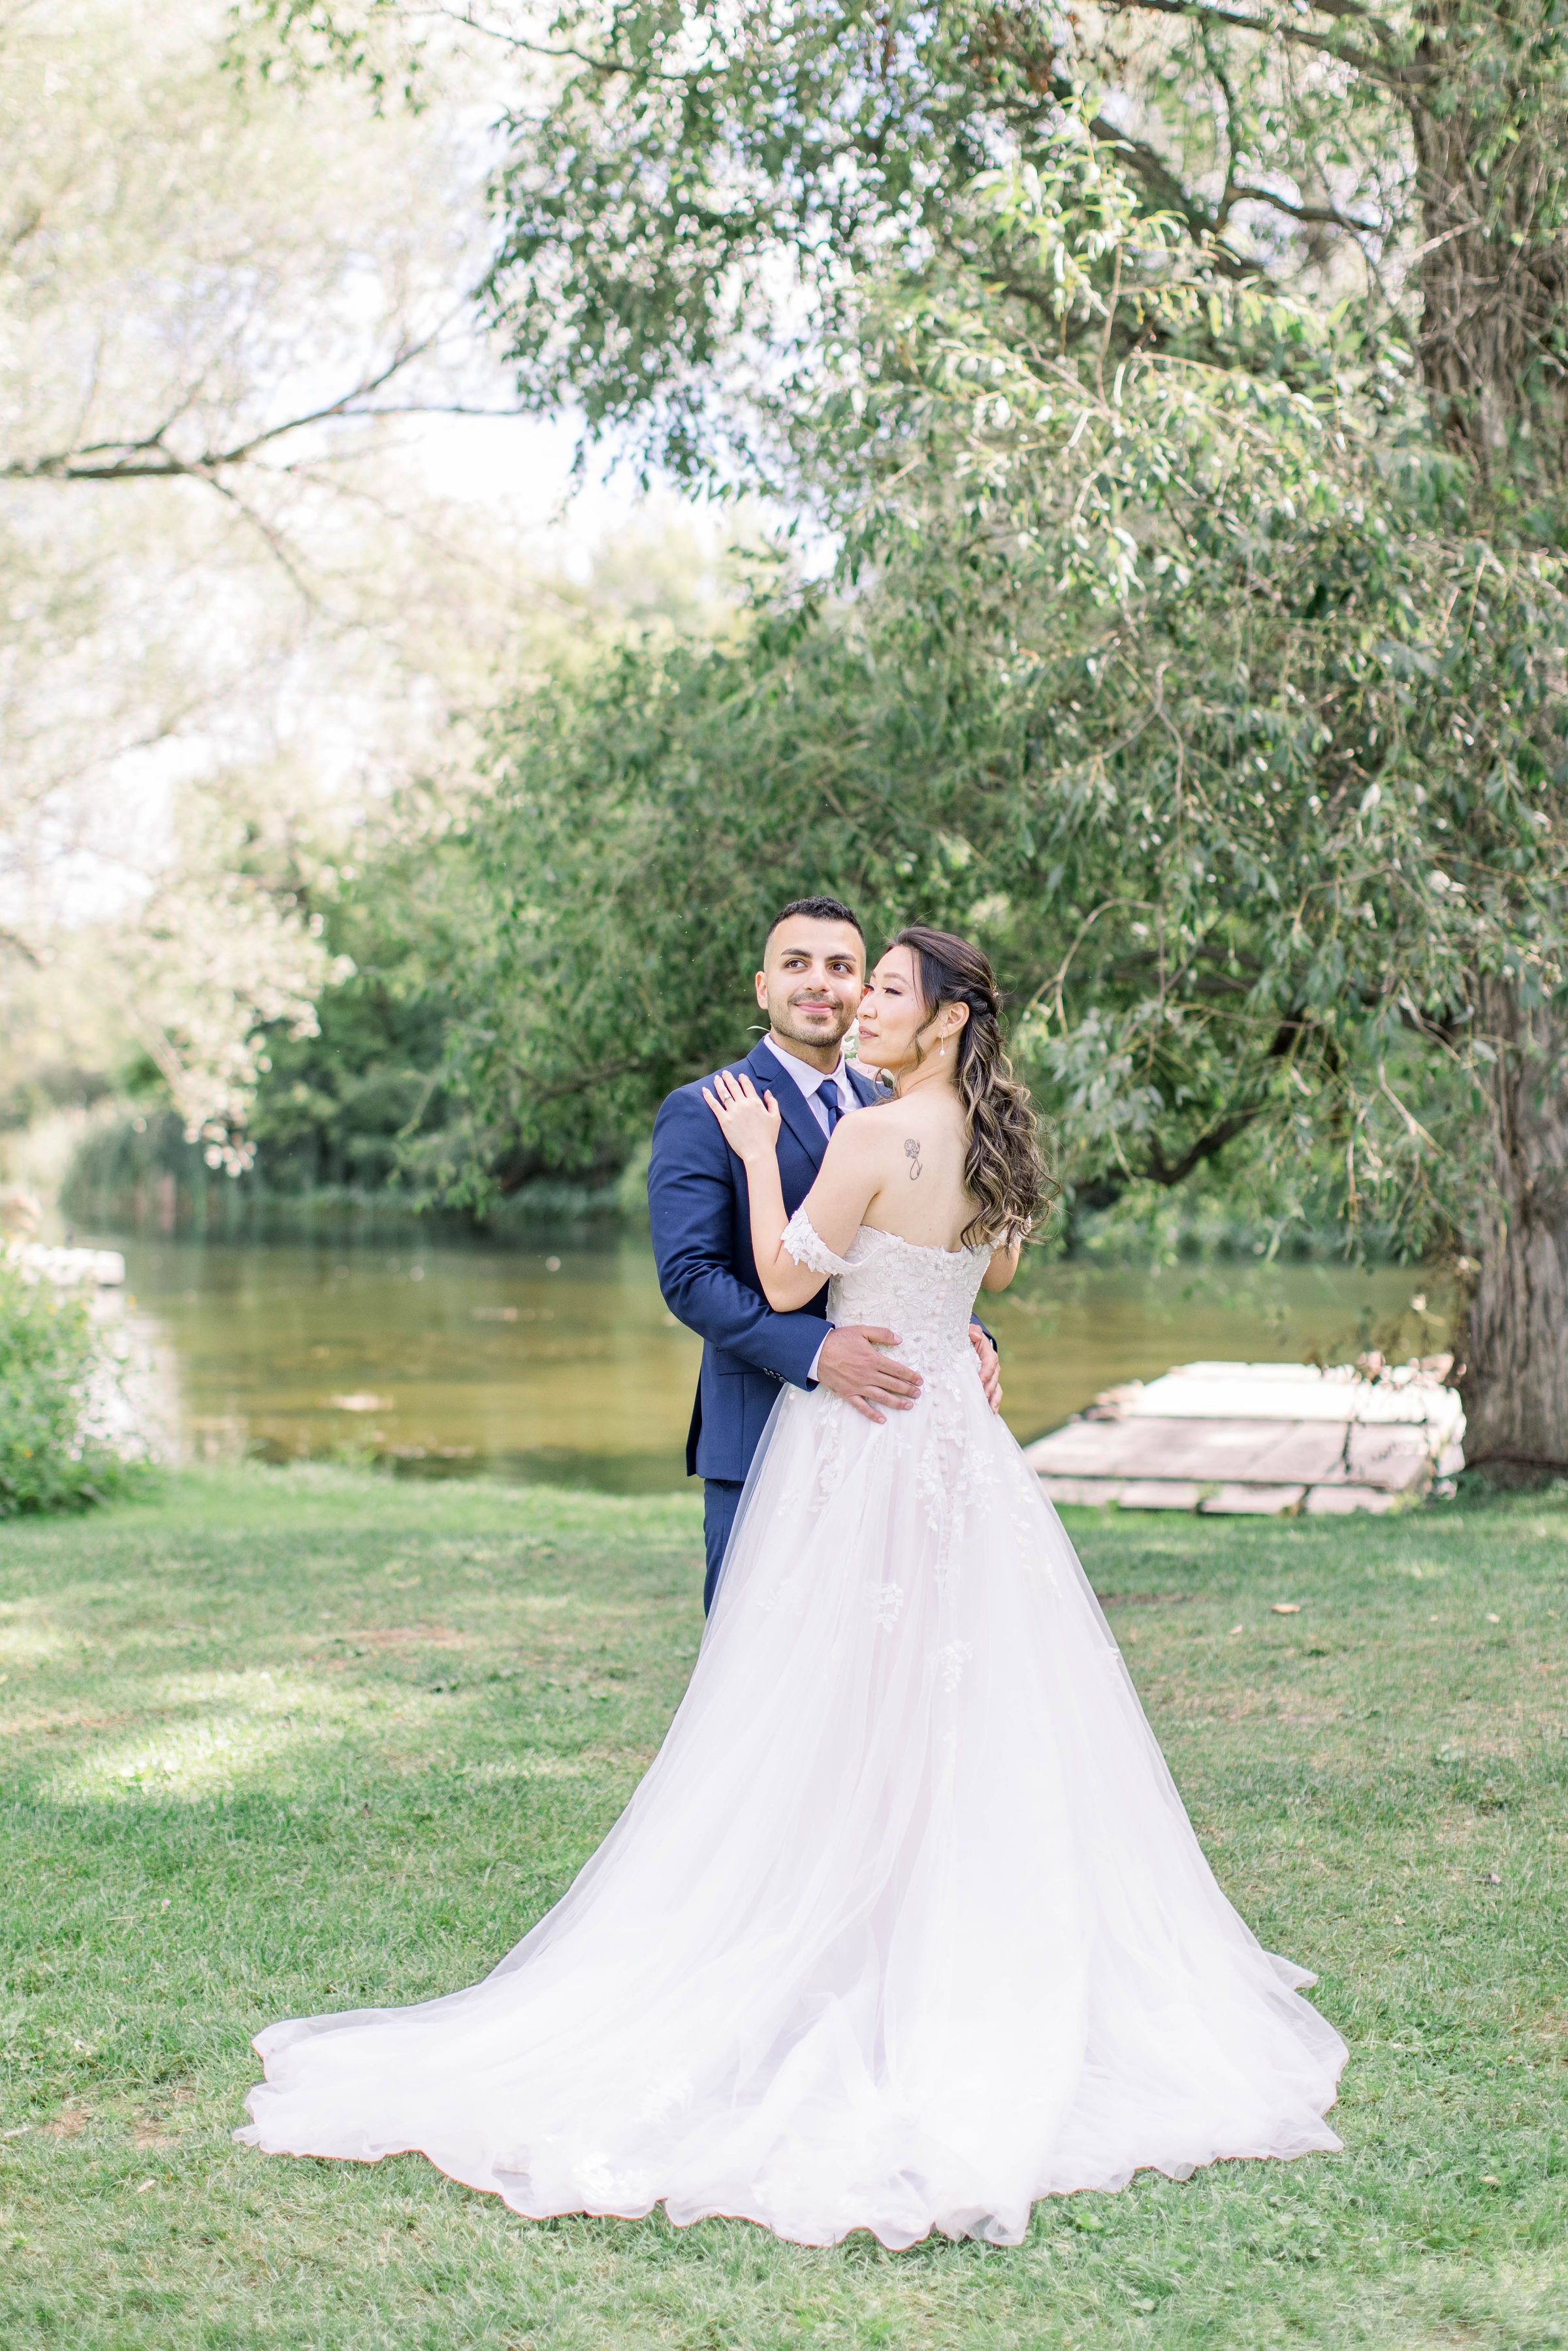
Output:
top-left (780, 1206), bottom-right (854, 1277)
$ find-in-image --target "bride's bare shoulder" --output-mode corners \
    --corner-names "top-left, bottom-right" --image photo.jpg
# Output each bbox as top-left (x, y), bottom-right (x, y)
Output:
top-left (837, 1096), bottom-right (925, 1158)
top-left (818, 1099), bottom-right (923, 1191)
top-left (833, 1094), bottom-right (967, 1195)
top-left (822, 1101), bottom-right (893, 1166)
top-left (855, 1092), bottom-right (963, 1142)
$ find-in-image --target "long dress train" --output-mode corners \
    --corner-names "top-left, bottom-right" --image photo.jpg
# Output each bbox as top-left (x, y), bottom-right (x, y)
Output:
top-left (238, 1214), bottom-right (1345, 2248)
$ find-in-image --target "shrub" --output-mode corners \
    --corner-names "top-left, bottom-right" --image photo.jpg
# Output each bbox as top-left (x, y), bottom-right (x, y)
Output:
top-left (0, 1261), bottom-right (146, 1516)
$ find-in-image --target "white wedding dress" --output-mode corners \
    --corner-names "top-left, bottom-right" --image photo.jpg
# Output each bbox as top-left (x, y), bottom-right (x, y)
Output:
top-left (239, 1215), bottom-right (1346, 2248)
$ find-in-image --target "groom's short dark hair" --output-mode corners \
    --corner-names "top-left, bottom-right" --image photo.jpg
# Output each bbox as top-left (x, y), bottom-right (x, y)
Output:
top-left (765, 896), bottom-right (865, 949)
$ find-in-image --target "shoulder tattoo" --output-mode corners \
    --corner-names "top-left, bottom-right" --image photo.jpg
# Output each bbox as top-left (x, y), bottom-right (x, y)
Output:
top-left (904, 1138), bottom-right (923, 1181)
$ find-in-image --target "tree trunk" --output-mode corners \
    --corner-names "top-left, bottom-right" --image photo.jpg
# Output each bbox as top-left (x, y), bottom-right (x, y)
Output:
top-left (1409, 8), bottom-right (1568, 481)
top-left (1459, 978), bottom-right (1568, 1475)
top-left (1407, 18), bottom-right (1568, 1466)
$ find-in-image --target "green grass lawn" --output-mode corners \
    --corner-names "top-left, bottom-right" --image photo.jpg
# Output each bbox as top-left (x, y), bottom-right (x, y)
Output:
top-left (1, 1465), bottom-right (1565, 2350)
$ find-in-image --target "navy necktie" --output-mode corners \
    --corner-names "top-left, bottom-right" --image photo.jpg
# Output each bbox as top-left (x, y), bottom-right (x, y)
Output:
top-left (818, 1077), bottom-right (844, 1137)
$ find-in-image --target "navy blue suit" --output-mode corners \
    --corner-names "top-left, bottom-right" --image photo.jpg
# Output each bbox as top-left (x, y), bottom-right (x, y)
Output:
top-left (648, 1039), bottom-right (881, 1610)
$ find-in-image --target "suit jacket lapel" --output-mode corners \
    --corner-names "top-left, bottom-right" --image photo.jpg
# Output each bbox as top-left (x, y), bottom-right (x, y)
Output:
top-left (847, 1063), bottom-right (880, 1109)
top-left (747, 1040), bottom-right (828, 1174)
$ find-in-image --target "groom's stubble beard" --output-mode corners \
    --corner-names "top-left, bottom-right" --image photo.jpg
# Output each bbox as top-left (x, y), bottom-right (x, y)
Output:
top-left (767, 987), bottom-right (858, 1051)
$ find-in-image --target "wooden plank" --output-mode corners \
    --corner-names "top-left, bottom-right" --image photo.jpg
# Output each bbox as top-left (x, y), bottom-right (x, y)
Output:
top-left (1342, 1426), bottom-right (1434, 1490)
top-left (1304, 1484), bottom-right (1402, 1515)
top-left (1025, 1418), bottom-right (1347, 1484)
top-left (1037, 1477), bottom-right (1204, 1511)
top-left (1198, 1484), bottom-right (1307, 1516)
top-left (1114, 1480), bottom-right (1206, 1511)
top-left (1113, 1362), bottom-right (1464, 1435)
top-left (1037, 1477), bottom-right (1128, 1507)
top-left (1025, 1356), bottom-right (1464, 1512)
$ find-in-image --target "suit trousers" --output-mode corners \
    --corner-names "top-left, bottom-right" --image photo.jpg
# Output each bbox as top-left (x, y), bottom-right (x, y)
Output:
top-left (702, 1479), bottom-right (745, 1616)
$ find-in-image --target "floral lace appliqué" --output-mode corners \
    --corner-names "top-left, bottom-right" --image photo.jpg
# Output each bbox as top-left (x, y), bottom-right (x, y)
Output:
top-left (938, 1639), bottom-right (974, 1691)
top-left (761, 1213), bottom-right (1061, 1606)
top-left (781, 1207), bottom-right (855, 1278)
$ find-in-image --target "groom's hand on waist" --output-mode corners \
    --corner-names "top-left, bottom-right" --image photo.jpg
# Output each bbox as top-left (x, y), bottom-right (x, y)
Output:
top-left (969, 1324), bottom-right (1002, 1413)
top-left (814, 1326), bottom-right (922, 1424)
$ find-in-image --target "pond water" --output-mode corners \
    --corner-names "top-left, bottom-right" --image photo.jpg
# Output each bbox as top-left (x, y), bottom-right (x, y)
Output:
top-left (98, 1225), bottom-right (1448, 1494)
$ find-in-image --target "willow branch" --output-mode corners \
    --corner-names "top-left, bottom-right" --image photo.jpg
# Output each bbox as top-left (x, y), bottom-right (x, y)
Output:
top-left (1102, 0), bottom-right (1421, 89)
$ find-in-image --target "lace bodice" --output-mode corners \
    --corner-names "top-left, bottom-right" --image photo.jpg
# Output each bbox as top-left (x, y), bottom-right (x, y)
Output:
top-left (782, 1209), bottom-right (991, 1377)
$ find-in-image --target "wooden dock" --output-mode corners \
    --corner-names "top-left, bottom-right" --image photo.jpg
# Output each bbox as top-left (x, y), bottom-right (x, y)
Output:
top-left (1023, 1358), bottom-right (1465, 1515)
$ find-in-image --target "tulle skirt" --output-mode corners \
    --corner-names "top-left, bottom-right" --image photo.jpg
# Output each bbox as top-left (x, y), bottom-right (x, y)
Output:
top-left (238, 1371), bottom-right (1345, 2247)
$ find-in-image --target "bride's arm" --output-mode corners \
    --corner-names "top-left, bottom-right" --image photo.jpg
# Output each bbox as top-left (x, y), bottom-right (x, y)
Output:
top-left (980, 1239), bottom-right (1023, 1291)
top-left (703, 1072), bottom-right (878, 1309)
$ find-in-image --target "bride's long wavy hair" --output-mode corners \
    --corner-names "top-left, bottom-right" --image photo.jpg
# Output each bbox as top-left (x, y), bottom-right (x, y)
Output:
top-left (887, 926), bottom-right (1053, 1248)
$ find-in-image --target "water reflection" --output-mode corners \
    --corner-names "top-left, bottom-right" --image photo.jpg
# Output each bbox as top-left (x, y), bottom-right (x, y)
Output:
top-left (103, 1227), bottom-right (1445, 1494)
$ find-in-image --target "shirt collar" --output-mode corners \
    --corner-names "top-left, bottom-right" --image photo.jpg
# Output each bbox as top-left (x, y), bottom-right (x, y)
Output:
top-left (759, 1036), bottom-right (850, 1100)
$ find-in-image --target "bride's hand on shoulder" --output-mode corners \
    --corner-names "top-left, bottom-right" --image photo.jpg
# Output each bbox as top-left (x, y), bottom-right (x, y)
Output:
top-left (702, 1069), bottom-right (782, 1162)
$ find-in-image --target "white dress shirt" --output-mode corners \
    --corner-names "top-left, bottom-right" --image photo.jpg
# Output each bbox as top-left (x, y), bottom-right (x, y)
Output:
top-left (756, 1036), bottom-right (864, 1379)
top-left (756, 1036), bottom-right (859, 1136)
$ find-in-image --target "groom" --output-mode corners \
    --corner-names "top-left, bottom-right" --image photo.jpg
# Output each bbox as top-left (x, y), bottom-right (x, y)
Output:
top-left (649, 896), bottom-right (1001, 1612)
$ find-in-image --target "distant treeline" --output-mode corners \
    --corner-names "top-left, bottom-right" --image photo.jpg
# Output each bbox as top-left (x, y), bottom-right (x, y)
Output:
top-left (59, 754), bottom-right (1426, 1267)
top-left (62, 1115), bottom-right (644, 1239)
top-left (62, 1096), bottom-right (1405, 1267)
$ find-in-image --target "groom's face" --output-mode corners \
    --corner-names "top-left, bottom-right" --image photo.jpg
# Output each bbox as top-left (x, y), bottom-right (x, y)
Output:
top-left (755, 918), bottom-right (866, 1051)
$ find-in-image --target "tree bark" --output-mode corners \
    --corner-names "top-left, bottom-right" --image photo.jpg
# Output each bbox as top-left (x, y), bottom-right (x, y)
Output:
top-left (1459, 978), bottom-right (1568, 1474)
top-left (1410, 6), bottom-right (1568, 481)
top-left (1403, 16), bottom-right (1568, 1465)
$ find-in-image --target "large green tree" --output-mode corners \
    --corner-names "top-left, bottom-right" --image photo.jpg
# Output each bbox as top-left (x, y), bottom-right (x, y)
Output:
top-left (254, 1), bottom-right (1568, 1471)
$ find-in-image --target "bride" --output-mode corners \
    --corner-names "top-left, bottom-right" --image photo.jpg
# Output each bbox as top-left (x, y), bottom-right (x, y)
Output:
top-left (238, 925), bottom-right (1346, 2249)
